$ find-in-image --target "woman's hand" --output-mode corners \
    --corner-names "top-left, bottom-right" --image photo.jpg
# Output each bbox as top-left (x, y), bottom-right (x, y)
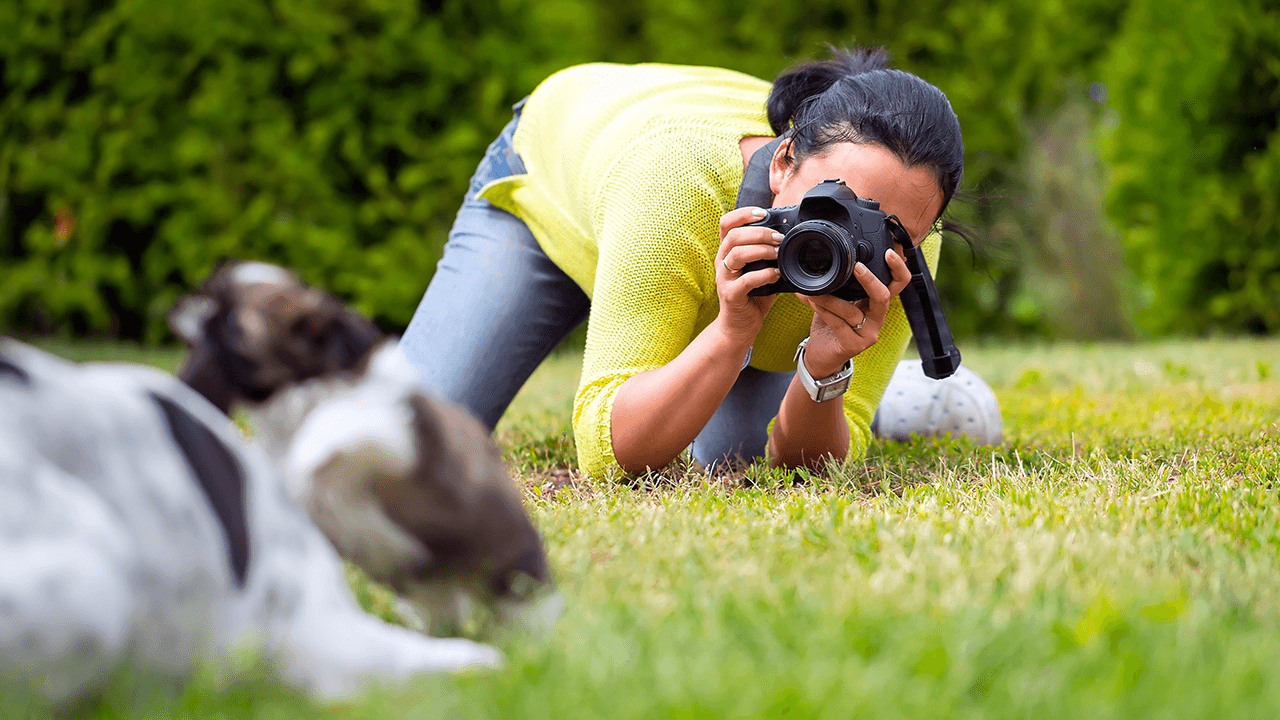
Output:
top-left (796, 247), bottom-right (913, 378)
top-left (714, 207), bottom-right (784, 343)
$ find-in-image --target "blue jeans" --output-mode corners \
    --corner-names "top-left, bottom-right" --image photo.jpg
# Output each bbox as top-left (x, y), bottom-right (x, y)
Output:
top-left (401, 104), bottom-right (794, 471)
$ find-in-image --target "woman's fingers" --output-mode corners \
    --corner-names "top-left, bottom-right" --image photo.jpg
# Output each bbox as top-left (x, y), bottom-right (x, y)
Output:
top-left (851, 261), bottom-right (893, 322)
top-left (718, 206), bottom-right (768, 240)
top-left (718, 207), bottom-right (782, 255)
top-left (806, 293), bottom-right (872, 332)
top-left (720, 242), bottom-right (779, 274)
top-left (796, 247), bottom-right (922, 369)
top-left (718, 226), bottom-right (783, 265)
top-left (806, 300), bottom-right (865, 347)
top-left (799, 295), bottom-right (874, 376)
top-left (719, 256), bottom-right (781, 297)
top-left (716, 206), bottom-right (785, 298)
top-left (884, 247), bottom-right (912, 298)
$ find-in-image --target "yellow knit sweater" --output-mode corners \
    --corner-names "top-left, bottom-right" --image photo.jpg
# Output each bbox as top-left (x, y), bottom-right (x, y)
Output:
top-left (480, 63), bottom-right (939, 479)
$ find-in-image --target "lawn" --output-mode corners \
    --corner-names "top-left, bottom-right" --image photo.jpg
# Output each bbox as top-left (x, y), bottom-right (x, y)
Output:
top-left (11, 337), bottom-right (1280, 719)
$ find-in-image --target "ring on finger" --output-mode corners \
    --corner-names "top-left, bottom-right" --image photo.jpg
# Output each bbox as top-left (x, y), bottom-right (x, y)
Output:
top-left (853, 310), bottom-right (867, 331)
top-left (723, 257), bottom-right (741, 275)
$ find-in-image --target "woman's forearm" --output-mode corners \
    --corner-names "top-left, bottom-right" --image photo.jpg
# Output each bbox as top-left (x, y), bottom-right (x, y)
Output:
top-left (610, 318), bottom-right (753, 474)
top-left (767, 358), bottom-right (851, 469)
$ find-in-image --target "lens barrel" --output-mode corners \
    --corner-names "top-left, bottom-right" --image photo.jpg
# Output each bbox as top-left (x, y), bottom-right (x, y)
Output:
top-left (777, 220), bottom-right (859, 295)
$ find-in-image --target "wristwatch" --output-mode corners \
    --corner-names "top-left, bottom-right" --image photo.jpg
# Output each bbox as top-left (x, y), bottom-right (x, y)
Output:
top-left (794, 337), bottom-right (853, 403)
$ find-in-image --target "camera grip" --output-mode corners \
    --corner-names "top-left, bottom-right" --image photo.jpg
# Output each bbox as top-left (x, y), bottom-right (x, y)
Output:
top-left (742, 259), bottom-right (783, 297)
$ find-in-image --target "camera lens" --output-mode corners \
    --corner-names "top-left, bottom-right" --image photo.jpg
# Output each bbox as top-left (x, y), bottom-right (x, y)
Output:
top-left (797, 242), bottom-right (833, 276)
top-left (777, 220), bottom-right (857, 295)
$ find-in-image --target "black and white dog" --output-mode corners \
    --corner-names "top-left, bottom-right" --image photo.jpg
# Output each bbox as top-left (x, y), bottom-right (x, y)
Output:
top-left (0, 338), bottom-right (501, 706)
top-left (168, 261), bottom-right (559, 637)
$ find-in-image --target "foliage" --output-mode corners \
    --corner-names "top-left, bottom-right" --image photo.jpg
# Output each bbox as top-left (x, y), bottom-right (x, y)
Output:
top-left (982, 95), bottom-right (1139, 340)
top-left (1098, 0), bottom-right (1280, 335)
top-left (0, 0), bottom-right (1275, 340)
top-left (0, 0), bottom-right (594, 340)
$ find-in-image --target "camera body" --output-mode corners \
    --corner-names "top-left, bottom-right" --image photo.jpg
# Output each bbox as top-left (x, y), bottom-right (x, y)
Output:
top-left (740, 178), bottom-right (963, 379)
top-left (742, 178), bottom-right (892, 302)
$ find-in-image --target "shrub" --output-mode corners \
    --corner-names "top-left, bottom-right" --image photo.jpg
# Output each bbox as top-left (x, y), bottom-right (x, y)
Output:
top-left (1098, 0), bottom-right (1280, 335)
top-left (2, 0), bottom-right (1272, 341)
top-left (0, 0), bottom-right (602, 340)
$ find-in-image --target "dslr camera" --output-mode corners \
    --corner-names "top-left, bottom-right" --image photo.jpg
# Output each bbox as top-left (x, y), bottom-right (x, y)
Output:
top-left (741, 178), bottom-right (963, 379)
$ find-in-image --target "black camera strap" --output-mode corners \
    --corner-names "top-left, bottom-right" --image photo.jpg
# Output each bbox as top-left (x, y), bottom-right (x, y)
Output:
top-left (886, 215), bottom-right (963, 379)
top-left (734, 134), bottom-right (787, 211)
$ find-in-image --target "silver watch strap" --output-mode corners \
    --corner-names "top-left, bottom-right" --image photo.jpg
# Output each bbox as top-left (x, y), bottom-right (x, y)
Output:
top-left (794, 337), bottom-right (853, 403)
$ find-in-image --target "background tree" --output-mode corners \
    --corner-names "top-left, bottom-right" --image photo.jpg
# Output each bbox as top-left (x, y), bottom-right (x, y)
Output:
top-left (1, 0), bottom-right (1274, 342)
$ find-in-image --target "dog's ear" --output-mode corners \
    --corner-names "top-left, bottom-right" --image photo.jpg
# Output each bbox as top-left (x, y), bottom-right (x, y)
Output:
top-left (325, 306), bottom-right (385, 372)
top-left (169, 295), bottom-right (218, 344)
top-left (284, 291), bottom-right (384, 377)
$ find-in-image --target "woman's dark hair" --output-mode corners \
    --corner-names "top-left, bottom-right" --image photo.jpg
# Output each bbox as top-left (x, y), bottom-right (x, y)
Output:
top-left (767, 46), bottom-right (965, 219)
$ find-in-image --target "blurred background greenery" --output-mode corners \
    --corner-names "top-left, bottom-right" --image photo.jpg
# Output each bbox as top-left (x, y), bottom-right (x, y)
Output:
top-left (1, 0), bottom-right (1276, 344)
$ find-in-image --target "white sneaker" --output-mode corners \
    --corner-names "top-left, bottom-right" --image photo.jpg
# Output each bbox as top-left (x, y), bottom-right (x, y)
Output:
top-left (871, 360), bottom-right (1003, 445)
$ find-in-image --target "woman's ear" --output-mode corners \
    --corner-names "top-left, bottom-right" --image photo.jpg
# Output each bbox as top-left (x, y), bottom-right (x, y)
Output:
top-left (768, 137), bottom-right (794, 197)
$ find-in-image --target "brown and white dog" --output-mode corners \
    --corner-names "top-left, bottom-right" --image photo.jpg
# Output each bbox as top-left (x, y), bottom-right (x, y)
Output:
top-left (168, 261), bottom-right (559, 637)
top-left (0, 338), bottom-right (501, 706)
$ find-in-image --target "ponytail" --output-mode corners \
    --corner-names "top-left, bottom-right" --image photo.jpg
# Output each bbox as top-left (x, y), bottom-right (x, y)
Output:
top-left (766, 46), bottom-right (889, 135)
top-left (764, 45), bottom-right (965, 214)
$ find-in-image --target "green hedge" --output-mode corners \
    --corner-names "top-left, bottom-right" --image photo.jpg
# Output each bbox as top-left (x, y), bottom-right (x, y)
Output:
top-left (1098, 0), bottom-right (1280, 335)
top-left (1, 0), bottom-right (1275, 341)
top-left (0, 0), bottom-right (592, 340)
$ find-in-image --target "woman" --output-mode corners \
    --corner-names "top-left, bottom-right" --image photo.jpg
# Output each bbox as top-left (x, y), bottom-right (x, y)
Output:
top-left (401, 46), bottom-right (990, 479)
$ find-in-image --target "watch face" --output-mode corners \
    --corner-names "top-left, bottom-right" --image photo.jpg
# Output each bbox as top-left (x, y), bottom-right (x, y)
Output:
top-left (797, 342), bottom-right (852, 402)
top-left (816, 376), bottom-right (851, 403)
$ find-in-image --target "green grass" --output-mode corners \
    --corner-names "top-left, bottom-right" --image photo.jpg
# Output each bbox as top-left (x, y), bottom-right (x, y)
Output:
top-left (20, 338), bottom-right (188, 373)
top-left (14, 337), bottom-right (1280, 718)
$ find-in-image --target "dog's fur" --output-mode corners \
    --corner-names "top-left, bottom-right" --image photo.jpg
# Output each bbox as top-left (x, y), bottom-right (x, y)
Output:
top-left (169, 262), bottom-right (557, 636)
top-left (0, 338), bottom-right (501, 706)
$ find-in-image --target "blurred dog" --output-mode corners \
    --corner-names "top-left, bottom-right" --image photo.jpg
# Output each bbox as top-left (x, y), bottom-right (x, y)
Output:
top-left (0, 338), bottom-right (500, 707)
top-left (168, 261), bottom-right (559, 637)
